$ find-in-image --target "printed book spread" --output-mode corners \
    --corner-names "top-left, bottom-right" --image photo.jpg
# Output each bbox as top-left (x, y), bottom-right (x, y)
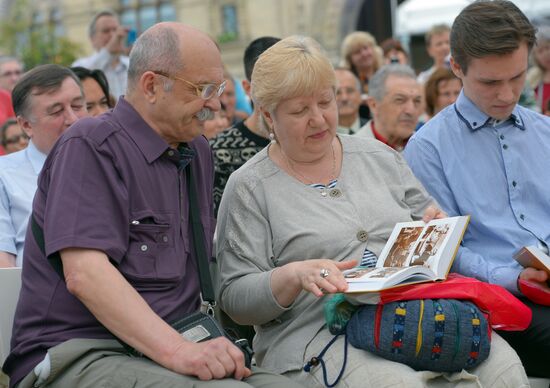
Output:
top-left (513, 246), bottom-right (550, 276)
top-left (343, 216), bottom-right (470, 293)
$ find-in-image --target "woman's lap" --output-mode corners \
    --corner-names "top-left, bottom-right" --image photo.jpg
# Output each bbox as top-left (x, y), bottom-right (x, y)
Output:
top-left (283, 327), bottom-right (528, 388)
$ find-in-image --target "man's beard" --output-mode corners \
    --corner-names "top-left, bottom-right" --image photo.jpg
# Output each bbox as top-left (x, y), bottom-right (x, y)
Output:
top-left (195, 108), bottom-right (214, 121)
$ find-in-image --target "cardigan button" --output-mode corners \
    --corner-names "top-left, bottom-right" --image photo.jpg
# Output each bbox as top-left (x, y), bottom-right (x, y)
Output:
top-left (356, 230), bottom-right (368, 242)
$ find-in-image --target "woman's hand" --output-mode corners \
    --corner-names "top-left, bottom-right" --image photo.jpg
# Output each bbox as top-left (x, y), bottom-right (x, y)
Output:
top-left (422, 205), bottom-right (447, 223)
top-left (292, 259), bottom-right (359, 297)
top-left (272, 259), bottom-right (358, 306)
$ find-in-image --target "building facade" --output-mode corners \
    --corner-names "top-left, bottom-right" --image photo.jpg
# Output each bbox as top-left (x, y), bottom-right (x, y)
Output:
top-left (1, 0), bottom-right (388, 78)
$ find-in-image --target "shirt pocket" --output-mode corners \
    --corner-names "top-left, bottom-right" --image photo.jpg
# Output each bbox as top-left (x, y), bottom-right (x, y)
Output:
top-left (122, 211), bottom-right (184, 283)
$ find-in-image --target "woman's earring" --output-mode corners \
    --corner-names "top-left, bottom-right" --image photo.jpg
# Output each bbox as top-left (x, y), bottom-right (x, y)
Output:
top-left (269, 132), bottom-right (276, 144)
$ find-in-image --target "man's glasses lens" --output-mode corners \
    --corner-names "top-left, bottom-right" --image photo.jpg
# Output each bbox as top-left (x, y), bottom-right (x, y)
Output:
top-left (201, 81), bottom-right (226, 100)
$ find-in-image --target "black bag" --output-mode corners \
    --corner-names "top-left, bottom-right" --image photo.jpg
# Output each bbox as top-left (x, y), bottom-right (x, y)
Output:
top-left (123, 311), bottom-right (253, 368)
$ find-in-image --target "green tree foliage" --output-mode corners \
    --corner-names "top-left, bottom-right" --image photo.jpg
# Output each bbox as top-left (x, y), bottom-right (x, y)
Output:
top-left (0, 1), bottom-right (82, 69)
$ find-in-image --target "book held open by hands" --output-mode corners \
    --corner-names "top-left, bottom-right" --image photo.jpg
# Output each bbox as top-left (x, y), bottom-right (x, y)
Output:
top-left (513, 245), bottom-right (550, 276)
top-left (343, 216), bottom-right (470, 293)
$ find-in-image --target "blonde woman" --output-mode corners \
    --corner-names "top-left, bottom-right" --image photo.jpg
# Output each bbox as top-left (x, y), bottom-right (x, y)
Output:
top-left (340, 31), bottom-right (383, 119)
top-left (216, 36), bottom-right (527, 388)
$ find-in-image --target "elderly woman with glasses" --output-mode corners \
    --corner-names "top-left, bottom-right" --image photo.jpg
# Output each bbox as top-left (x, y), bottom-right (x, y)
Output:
top-left (216, 36), bottom-right (528, 387)
top-left (1, 118), bottom-right (28, 154)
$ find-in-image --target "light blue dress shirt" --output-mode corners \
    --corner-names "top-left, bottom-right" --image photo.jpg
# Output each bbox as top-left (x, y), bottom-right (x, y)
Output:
top-left (0, 141), bottom-right (46, 266)
top-left (404, 91), bottom-right (550, 294)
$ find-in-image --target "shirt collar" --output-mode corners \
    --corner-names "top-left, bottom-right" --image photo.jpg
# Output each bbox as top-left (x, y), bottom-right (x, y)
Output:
top-left (454, 90), bottom-right (525, 132)
top-left (112, 97), bottom-right (171, 164)
top-left (371, 120), bottom-right (409, 151)
top-left (26, 140), bottom-right (47, 175)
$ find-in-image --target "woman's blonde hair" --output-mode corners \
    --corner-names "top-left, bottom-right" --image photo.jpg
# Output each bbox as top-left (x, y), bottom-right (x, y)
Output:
top-left (251, 35), bottom-right (336, 131)
top-left (339, 31), bottom-right (381, 74)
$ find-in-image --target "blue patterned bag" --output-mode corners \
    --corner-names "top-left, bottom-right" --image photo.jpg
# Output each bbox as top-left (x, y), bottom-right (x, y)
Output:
top-left (346, 299), bottom-right (491, 372)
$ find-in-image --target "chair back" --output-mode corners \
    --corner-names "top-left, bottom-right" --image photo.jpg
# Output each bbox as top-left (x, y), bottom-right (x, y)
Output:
top-left (0, 267), bottom-right (22, 365)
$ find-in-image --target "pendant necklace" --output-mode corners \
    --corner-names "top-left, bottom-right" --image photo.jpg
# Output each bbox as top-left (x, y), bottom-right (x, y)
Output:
top-left (282, 143), bottom-right (339, 198)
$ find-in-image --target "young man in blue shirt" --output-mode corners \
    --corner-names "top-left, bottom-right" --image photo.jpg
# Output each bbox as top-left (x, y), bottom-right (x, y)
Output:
top-left (404, 0), bottom-right (550, 378)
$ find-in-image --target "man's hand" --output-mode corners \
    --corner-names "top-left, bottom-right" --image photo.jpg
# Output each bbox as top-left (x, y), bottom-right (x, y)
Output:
top-left (0, 251), bottom-right (16, 267)
top-left (105, 26), bottom-right (128, 56)
top-left (518, 268), bottom-right (550, 306)
top-left (519, 267), bottom-right (549, 289)
top-left (422, 205), bottom-right (447, 223)
top-left (169, 337), bottom-right (251, 380)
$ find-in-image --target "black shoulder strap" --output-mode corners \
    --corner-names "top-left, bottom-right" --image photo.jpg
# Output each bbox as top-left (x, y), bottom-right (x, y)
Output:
top-left (185, 163), bottom-right (216, 305)
top-left (31, 215), bottom-right (65, 280)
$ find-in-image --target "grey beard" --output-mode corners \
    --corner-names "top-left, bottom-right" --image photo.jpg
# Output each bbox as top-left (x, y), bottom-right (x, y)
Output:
top-left (195, 108), bottom-right (214, 121)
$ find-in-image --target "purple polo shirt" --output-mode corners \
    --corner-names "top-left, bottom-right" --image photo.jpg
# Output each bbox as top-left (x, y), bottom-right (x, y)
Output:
top-left (3, 98), bottom-right (216, 385)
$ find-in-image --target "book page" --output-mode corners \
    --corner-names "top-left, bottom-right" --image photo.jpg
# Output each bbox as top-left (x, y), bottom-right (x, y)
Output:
top-left (409, 220), bottom-right (452, 273)
top-left (344, 265), bottom-right (434, 293)
top-left (421, 216), bottom-right (469, 278)
top-left (377, 222), bottom-right (425, 268)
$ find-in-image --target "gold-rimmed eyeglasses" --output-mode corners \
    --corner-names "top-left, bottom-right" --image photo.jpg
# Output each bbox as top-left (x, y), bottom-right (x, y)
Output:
top-left (152, 70), bottom-right (226, 100)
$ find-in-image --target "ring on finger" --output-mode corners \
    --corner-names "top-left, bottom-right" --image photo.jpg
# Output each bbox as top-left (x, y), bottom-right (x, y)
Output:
top-left (320, 268), bottom-right (330, 278)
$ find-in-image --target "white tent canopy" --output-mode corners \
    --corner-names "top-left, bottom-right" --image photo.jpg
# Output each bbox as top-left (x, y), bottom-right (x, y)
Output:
top-left (396, 0), bottom-right (550, 37)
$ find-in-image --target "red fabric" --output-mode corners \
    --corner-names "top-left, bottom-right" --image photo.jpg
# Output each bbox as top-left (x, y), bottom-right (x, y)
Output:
top-left (371, 121), bottom-right (410, 150)
top-left (534, 82), bottom-right (550, 112)
top-left (0, 89), bottom-right (15, 125)
top-left (378, 273), bottom-right (532, 331)
top-left (374, 303), bottom-right (383, 349)
top-left (518, 279), bottom-right (550, 306)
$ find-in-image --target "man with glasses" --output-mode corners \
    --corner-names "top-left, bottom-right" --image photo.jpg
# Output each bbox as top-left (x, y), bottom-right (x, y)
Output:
top-left (0, 56), bottom-right (23, 93)
top-left (4, 22), bottom-right (302, 388)
top-left (0, 64), bottom-right (87, 268)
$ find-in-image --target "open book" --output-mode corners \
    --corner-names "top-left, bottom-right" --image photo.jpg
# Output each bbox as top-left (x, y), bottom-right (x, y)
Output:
top-left (343, 216), bottom-right (470, 293)
top-left (513, 246), bottom-right (550, 276)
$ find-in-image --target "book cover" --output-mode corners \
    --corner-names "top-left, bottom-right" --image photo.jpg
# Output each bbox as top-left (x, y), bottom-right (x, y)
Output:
top-left (513, 246), bottom-right (550, 275)
top-left (344, 215), bottom-right (470, 293)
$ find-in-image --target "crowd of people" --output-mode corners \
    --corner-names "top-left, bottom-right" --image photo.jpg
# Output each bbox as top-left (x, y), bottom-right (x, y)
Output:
top-left (0, 1), bottom-right (549, 387)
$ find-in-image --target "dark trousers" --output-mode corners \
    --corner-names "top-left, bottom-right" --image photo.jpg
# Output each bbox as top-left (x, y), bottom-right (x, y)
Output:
top-left (497, 299), bottom-right (550, 377)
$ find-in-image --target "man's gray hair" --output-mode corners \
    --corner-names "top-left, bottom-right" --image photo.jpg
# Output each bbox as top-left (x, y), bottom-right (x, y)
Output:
top-left (368, 64), bottom-right (416, 101)
top-left (0, 55), bottom-right (22, 68)
top-left (536, 25), bottom-right (550, 43)
top-left (89, 9), bottom-right (118, 38)
top-left (334, 67), bottom-right (362, 92)
top-left (127, 25), bottom-right (184, 92)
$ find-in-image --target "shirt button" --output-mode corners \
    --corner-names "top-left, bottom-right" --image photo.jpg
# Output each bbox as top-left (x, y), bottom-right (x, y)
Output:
top-left (472, 121), bottom-right (477, 126)
top-left (356, 230), bottom-right (368, 242)
top-left (168, 150), bottom-right (175, 156)
top-left (329, 188), bottom-right (342, 198)
top-left (512, 181), bottom-right (517, 187)
top-left (162, 235), bottom-right (169, 243)
top-left (502, 144), bottom-right (508, 150)
top-left (500, 134), bottom-right (505, 140)
top-left (520, 214), bottom-right (525, 220)
top-left (140, 244), bottom-right (148, 252)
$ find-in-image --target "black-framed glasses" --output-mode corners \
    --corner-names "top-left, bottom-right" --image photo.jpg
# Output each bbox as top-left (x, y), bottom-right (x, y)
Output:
top-left (152, 70), bottom-right (226, 100)
top-left (3, 133), bottom-right (29, 145)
